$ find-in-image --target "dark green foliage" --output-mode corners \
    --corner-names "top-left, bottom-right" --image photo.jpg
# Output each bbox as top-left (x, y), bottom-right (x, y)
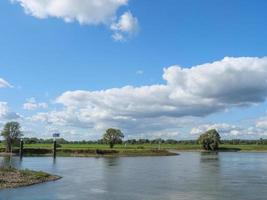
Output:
top-left (103, 128), bottom-right (124, 148)
top-left (22, 137), bottom-right (68, 144)
top-left (95, 149), bottom-right (119, 155)
top-left (198, 129), bottom-right (221, 151)
top-left (1, 122), bottom-right (23, 152)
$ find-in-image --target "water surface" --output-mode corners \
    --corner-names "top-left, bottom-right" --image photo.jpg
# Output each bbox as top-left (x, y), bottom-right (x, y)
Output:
top-left (0, 152), bottom-right (267, 200)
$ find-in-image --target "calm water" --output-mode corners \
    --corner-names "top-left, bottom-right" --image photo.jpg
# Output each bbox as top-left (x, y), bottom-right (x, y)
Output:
top-left (0, 152), bottom-right (267, 200)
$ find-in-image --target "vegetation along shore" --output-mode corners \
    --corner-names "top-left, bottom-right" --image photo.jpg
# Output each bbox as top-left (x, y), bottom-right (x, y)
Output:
top-left (1, 142), bottom-right (267, 157)
top-left (2, 122), bottom-right (267, 158)
top-left (0, 167), bottom-right (61, 189)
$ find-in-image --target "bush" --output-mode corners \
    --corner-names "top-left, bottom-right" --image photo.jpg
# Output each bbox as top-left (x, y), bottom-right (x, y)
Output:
top-left (198, 129), bottom-right (221, 151)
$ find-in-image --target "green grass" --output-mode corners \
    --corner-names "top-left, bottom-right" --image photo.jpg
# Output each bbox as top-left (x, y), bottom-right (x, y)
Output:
top-left (24, 143), bottom-right (267, 151)
top-left (0, 143), bottom-right (178, 156)
top-left (20, 169), bottom-right (50, 179)
top-left (2, 143), bottom-right (267, 153)
top-left (21, 143), bottom-right (200, 150)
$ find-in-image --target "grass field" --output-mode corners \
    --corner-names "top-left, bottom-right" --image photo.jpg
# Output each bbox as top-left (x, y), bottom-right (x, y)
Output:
top-left (29, 143), bottom-right (267, 151)
top-left (1, 143), bottom-right (267, 151)
top-left (0, 143), bottom-right (179, 157)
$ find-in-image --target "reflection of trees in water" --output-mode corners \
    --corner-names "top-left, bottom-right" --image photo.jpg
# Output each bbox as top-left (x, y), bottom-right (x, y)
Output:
top-left (196, 152), bottom-right (222, 198)
top-left (100, 157), bottom-right (124, 197)
top-left (103, 157), bottom-right (120, 167)
top-left (0, 156), bottom-right (11, 167)
top-left (200, 152), bottom-right (219, 162)
top-left (0, 156), bottom-right (21, 168)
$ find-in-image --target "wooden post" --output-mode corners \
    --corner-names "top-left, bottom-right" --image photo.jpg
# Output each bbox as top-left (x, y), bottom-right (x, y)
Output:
top-left (53, 139), bottom-right (57, 159)
top-left (9, 145), bottom-right (12, 168)
top-left (19, 139), bottom-right (24, 159)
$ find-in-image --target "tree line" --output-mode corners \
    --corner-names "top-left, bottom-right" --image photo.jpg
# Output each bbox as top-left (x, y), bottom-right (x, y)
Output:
top-left (2, 135), bottom-right (266, 146)
top-left (1, 121), bottom-right (267, 152)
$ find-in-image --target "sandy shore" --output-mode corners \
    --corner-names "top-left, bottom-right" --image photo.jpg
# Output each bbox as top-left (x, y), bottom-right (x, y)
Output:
top-left (0, 167), bottom-right (61, 189)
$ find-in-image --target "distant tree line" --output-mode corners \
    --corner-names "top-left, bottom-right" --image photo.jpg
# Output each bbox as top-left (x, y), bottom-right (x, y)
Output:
top-left (0, 137), bottom-right (197, 145)
top-left (1, 137), bottom-right (267, 145)
top-left (1, 121), bottom-right (267, 153)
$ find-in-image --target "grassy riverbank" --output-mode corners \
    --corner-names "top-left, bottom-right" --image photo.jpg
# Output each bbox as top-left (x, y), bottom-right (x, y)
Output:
top-left (1, 143), bottom-right (267, 157)
top-left (166, 144), bottom-right (267, 152)
top-left (0, 167), bottom-right (60, 189)
top-left (21, 143), bottom-right (267, 151)
top-left (0, 144), bottom-right (178, 157)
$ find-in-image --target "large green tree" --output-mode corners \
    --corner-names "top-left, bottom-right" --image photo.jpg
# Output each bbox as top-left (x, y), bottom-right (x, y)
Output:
top-left (103, 128), bottom-right (124, 148)
top-left (198, 129), bottom-right (221, 151)
top-left (1, 122), bottom-right (23, 152)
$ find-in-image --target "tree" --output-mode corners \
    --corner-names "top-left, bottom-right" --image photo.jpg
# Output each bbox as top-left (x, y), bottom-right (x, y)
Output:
top-left (1, 122), bottom-right (23, 152)
top-left (103, 128), bottom-right (124, 148)
top-left (197, 129), bottom-right (221, 151)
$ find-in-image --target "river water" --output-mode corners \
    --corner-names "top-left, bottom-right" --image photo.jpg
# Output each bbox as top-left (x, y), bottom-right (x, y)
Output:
top-left (0, 152), bottom-right (267, 200)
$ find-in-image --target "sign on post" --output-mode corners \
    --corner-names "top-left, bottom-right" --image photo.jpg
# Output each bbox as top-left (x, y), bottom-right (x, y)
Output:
top-left (53, 133), bottom-right (60, 138)
top-left (52, 133), bottom-right (60, 159)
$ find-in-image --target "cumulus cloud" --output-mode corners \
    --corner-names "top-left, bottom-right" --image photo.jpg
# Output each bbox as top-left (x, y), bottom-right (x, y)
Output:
top-left (255, 116), bottom-right (267, 133)
top-left (23, 98), bottom-right (48, 110)
top-left (190, 121), bottom-right (267, 139)
top-left (11, 0), bottom-right (138, 41)
top-left (0, 103), bottom-right (9, 118)
top-left (0, 102), bottom-right (21, 120)
top-left (11, 0), bottom-right (128, 24)
top-left (0, 78), bottom-right (12, 88)
top-left (164, 57), bottom-right (267, 105)
top-left (30, 57), bottom-right (267, 137)
top-left (190, 123), bottom-right (246, 137)
top-left (256, 119), bottom-right (267, 129)
top-left (111, 11), bottom-right (139, 41)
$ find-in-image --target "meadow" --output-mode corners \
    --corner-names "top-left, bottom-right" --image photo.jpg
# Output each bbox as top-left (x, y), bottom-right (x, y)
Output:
top-left (1, 143), bottom-right (267, 152)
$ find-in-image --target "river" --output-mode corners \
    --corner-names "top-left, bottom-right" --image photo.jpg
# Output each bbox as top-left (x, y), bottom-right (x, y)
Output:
top-left (0, 152), bottom-right (267, 200)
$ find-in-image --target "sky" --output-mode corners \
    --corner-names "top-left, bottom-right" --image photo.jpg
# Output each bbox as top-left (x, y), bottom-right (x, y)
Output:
top-left (1, 0), bottom-right (267, 140)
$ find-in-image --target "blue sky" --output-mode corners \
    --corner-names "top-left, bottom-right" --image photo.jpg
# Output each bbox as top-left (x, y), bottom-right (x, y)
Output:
top-left (1, 0), bottom-right (267, 140)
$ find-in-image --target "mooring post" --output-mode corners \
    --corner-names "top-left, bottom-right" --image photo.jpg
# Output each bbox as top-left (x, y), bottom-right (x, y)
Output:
top-left (53, 139), bottom-right (57, 159)
top-left (19, 139), bottom-right (24, 159)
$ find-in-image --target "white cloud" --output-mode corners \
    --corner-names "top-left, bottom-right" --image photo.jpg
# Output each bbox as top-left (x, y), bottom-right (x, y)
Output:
top-left (111, 11), bottom-right (139, 41)
top-left (30, 57), bottom-right (267, 137)
top-left (11, 0), bottom-right (138, 41)
top-left (23, 98), bottom-right (48, 110)
top-left (190, 121), bottom-right (267, 139)
top-left (163, 56), bottom-right (267, 105)
top-left (0, 102), bottom-right (21, 120)
top-left (255, 116), bottom-right (267, 130)
top-left (0, 102), bottom-right (9, 118)
top-left (11, 0), bottom-right (128, 24)
top-left (0, 78), bottom-right (12, 88)
top-left (190, 123), bottom-right (245, 137)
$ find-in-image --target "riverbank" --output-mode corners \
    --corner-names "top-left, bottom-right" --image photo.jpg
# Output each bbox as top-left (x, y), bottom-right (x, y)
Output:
top-left (0, 148), bottom-right (178, 157)
top-left (58, 149), bottom-right (178, 157)
top-left (169, 144), bottom-right (267, 152)
top-left (1, 143), bottom-right (267, 157)
top-left (0, 167), bottom-right (61, 189)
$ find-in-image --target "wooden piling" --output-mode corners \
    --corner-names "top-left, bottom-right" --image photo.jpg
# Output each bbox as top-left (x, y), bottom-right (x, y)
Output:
top-left (53, 140), bottom-right (57, 159)
top-left (19, 139), bottom-right (24, 159)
